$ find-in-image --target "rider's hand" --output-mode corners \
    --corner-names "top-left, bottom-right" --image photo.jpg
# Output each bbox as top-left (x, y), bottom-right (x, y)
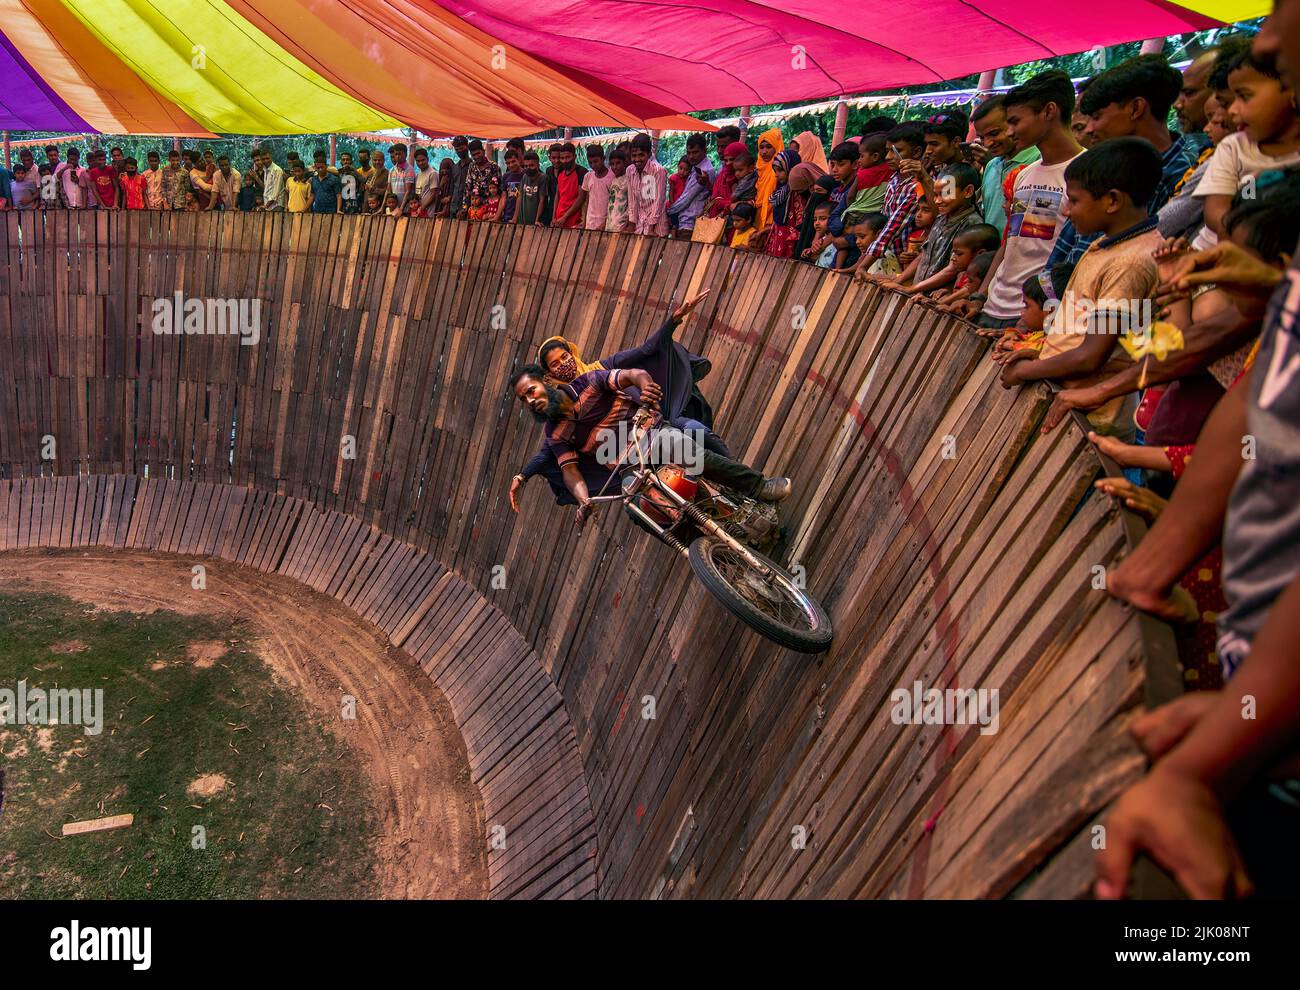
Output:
top-left (639, 380), bottom-right (663, 408)
top-left (672, 289), bottom-right (711, 322)
top-left (509, 474), bottom-right (525, 513)
top-left (574, 498), bottom-right (591, 532)
top-left (1095, 766), bottom-right (1252, 900)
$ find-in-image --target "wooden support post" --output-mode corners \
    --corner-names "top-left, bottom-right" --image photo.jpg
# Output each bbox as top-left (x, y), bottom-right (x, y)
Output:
top-left (329, 133), bottom-right (337, 166)
top-left (2, 131), bottom-right (10, 170)
top-left (738, 106), bottom-right (751, 145)
top-left (1140, 37), bottom-right (1166, 56)
top-left (173, 136), bottom-right (181, 153)
top-left (563, 127), bottom-right (573, 142)
top-left (831, 97), bottom-right (848, 148)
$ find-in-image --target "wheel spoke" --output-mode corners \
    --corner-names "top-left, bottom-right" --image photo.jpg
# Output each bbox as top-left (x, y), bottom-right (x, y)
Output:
top-left (708, 542), bottom-right (812, 631)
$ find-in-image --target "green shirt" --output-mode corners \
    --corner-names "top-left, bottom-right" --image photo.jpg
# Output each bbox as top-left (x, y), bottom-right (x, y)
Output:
top-left (982, 145), bottom-right (1040, 235)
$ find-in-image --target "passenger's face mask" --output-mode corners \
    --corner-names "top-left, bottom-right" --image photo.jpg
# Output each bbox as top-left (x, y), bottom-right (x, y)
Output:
top-left (548, 351), bottom-right (578, 383)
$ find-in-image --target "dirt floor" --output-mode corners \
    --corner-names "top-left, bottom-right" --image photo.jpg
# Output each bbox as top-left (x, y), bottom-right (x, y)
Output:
top-left (0, 548), bottom-right (489, 899)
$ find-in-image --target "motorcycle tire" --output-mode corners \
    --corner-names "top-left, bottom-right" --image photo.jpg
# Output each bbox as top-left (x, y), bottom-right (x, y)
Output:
top-left (688, 536), bottom-right (833, 654)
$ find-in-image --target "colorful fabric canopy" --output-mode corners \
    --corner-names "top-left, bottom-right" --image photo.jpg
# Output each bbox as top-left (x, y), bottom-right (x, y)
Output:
top-left (0, 0), bottom-right (1267, 136)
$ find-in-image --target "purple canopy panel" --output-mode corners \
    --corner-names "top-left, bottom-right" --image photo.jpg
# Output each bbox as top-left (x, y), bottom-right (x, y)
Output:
top-left (0, 29), bottom-right (91, 131)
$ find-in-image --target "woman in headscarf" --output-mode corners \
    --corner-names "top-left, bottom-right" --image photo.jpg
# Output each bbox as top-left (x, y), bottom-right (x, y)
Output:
top-left (706, 141), bottom-right (748, 218)
top-left (759, 148), bottom-right (803, 258)
top-left (753, 128), bottom-right (785, 230)
top-left (510, 292), bottom-right (729, 510)
top-left (789, 130), bottom-right (829, 174)
top-left (785, 159), bottom-right (826, 258)
top-left (796, 172), bottom-right (837, 262)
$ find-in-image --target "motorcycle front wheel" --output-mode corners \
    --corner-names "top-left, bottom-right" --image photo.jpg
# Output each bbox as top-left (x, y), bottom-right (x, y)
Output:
top-left (688, 536), bottom-right (833, 654)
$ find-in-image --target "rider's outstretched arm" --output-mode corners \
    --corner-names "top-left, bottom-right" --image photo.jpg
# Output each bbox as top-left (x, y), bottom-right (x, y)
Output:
top-left (560, 461), bottom-right (591, 506)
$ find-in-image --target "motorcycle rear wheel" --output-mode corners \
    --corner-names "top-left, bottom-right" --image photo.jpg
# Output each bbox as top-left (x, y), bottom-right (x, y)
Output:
top-left (688, 536), bottom-right (833, 654)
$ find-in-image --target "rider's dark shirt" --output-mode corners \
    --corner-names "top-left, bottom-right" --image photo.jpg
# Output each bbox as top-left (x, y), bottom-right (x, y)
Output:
top-left (545, 369), bottom-right (636, 470)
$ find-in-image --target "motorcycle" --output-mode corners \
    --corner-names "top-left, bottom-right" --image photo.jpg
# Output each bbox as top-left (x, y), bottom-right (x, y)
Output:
top-left (576, 407), bottom-right (833, 654)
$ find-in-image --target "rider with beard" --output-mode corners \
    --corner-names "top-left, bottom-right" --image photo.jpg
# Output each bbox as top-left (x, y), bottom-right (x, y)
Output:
top-left (511, 291), bottom-right (731, 510)
top-left (510, 364), bottom-right (791, 529)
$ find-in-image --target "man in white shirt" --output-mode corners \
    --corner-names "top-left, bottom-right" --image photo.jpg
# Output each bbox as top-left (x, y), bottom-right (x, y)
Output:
top-left (580, 145), bottom-right (614, 230)
top-left (256, 150), bottom-right (286, 211)
top-left (414, 147), bottom-right (439, 213)
top-left (54, 148), bottom-right (86, 208)
top-left (966, 70), bottom-right (1085, 331)
top-left (625, 133), bottom-right (669, 236)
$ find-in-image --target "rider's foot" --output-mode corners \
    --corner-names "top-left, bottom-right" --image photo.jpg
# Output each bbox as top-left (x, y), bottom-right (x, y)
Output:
top-left (757, 477), bottom-right (792, 502)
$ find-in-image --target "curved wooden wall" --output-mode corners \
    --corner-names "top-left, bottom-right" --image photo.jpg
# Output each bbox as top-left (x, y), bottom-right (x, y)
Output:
top-left (0, 211), bottom-right (1177, 898)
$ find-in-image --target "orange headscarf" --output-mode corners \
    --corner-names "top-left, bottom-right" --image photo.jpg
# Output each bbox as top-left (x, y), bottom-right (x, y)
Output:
top-left (790, 130), bottom-right (829, 174)
top-left (753, 127), bottom-right (784, 229)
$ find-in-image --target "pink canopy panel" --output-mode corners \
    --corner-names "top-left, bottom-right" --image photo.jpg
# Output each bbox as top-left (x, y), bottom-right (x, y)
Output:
top-left (433, 0), bottom-right (1223, 109)
top-left (0, 0), bottom-right (1256, 136)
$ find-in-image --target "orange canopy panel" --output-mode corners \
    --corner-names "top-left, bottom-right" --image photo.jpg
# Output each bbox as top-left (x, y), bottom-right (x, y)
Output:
top-left (0, 0), bottom-right (214, 136)
top-left (222, 0), bottom-right (708, 135)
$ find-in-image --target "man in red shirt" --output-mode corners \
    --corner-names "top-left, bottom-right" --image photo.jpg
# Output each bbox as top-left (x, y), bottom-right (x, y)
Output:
top-left (550, 143), bottom-right (586, 229)
top-left (118, 157), bottom-right (148, 210)
top-left (87, 150), bottom-right (119, 209)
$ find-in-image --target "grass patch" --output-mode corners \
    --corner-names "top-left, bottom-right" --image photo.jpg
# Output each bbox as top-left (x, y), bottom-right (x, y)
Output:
top-left (0, 591), bottom-right (379, 899)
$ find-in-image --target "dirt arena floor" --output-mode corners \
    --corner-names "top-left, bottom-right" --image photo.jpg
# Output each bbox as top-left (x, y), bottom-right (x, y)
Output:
top-left (0, 548), bottom-right (489, 899)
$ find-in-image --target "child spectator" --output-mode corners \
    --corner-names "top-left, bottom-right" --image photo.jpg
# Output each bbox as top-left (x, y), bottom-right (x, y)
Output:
top-left (605, 148), bottom-right (631, 233)
top-left (237, 170), bottom-right (260, 212)
top-left (483, 178), bottom-right (503, 221)
top-left (934, 245), bottom-right (998, 313)
top-left (9, 164), bottom-right (38, 210)
top-left (863, 197), bottom-right (935, 284)
top-left (384, 193), bottom-right (402, 217)
top-left (729, 148), bottom-right (758, 207)
top-left (467, 189), bottom-right (489, 221)
top-left (801, 200), bottom-right (837, 268)
top-left (286, 162), bottom-right (312, 214)
top-left (668, 158), bottom-right (690, 212)
top-left (730, 203), bottom-right (757, 249)
top-left (857, 123), bottom-right (925, 269)
top-left (825, 141), bottom-right (861, 236)
top-left (706, 141), bottom-right (746, 218)
top-left (989, 262), bottom-right (1075, 348)
top-left (841, 134), bottom-right (891, 221)
top-left (894, 164), bottom-right (986, 291)
top-left (967, 70), bottom-right (1085, 331)
top-left (118, 158), bottom-right (147, 210)
top-left (1191, 46), bottom-right (1300, 250)
top-left (366, 191), bottom-right (383, 215)
top-left (906, 221), bottom-right (1001, 299)
top-left (581, 145), bottom-right (613, 230)
top-left (515, 151), bottom-right (547, 226)
top-left (999, 137), bottom-right (1164, 439)
top-left (829, 211), bottom-right (886, 272)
